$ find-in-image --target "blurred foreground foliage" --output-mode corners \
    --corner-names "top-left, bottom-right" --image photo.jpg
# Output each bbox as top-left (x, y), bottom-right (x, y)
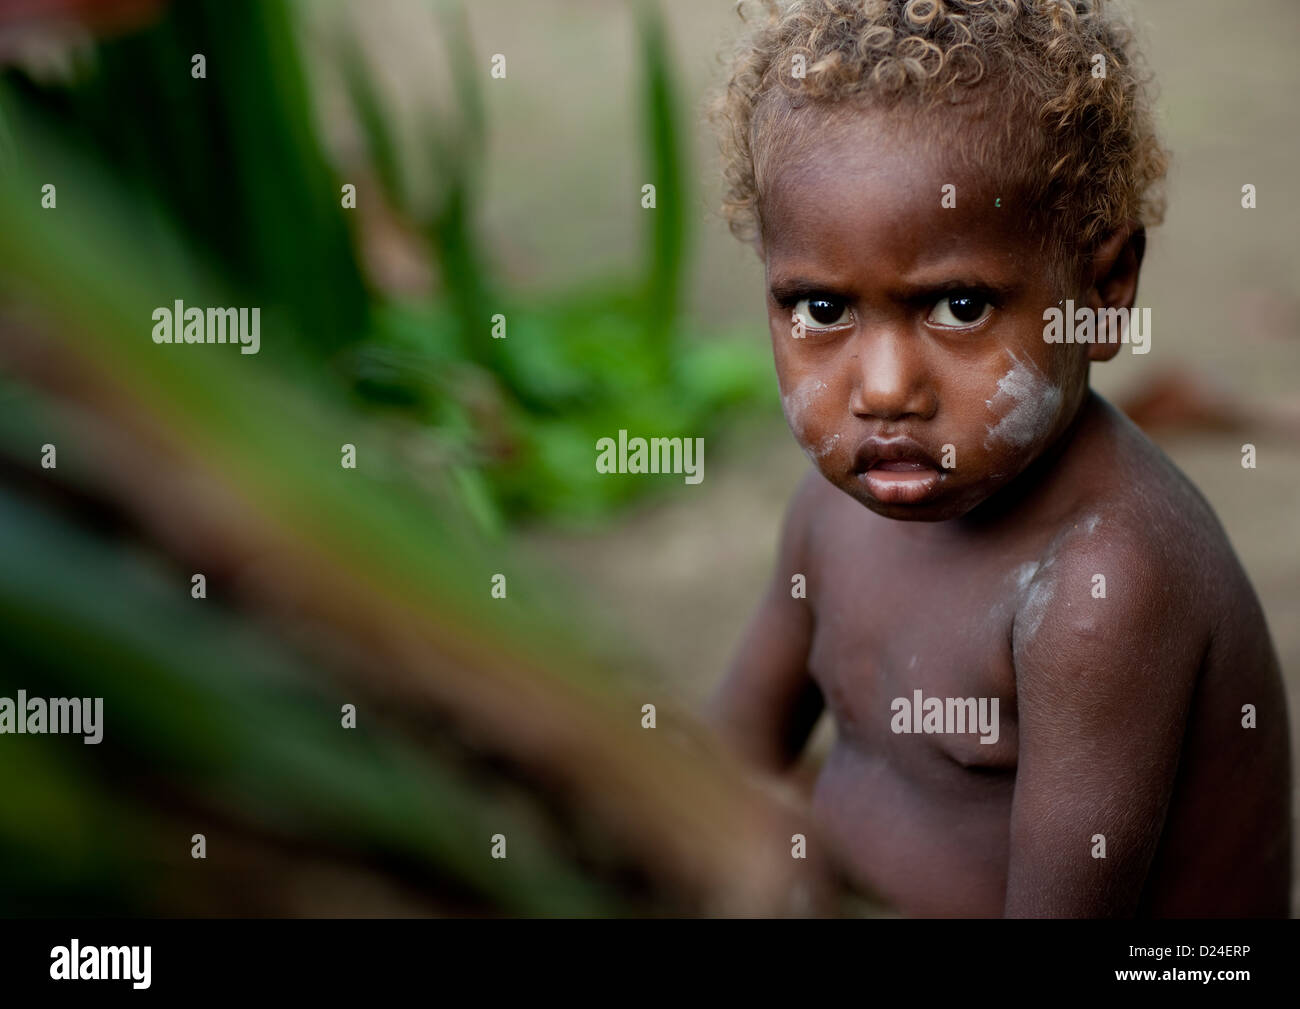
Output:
top-left (0, 0), bottom-right (799, 916)
top-left (5, 0), bottom-right (770, 530)
top-left (340, 0), bottom-right (771, 525)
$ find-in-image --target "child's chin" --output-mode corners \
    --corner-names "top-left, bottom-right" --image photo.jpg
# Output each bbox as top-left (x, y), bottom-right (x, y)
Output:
top-left (862, 497), bottom-right (971, 522)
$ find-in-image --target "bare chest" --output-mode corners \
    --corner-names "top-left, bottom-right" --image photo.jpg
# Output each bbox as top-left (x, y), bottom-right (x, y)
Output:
top-left (805, 546), bottom-right (1024, 772)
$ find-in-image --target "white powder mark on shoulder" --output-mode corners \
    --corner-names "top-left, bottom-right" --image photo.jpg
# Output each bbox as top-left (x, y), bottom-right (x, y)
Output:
top-left (1011, 560), bottom-right (1039, 591)
top-left (1017, 573), bottom-right (1057, 642)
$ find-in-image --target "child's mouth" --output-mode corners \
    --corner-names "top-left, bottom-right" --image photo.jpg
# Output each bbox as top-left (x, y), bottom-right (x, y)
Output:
top-left (860, 465), bottom-right (941, 504)
top-left (870, 460), bottom-right (930, 472)
top-left (853, 438), bottom-right (943, 504)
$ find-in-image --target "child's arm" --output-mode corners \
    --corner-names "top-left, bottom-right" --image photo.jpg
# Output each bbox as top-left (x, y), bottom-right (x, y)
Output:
top-left (1004, 528), bottom-right (1203, 916)
top-left (706, 473), bottom-right (823, 774)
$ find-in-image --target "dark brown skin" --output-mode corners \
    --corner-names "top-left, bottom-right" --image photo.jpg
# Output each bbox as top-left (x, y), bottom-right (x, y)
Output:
top-left (709, 107), bottom-right (1292, 917)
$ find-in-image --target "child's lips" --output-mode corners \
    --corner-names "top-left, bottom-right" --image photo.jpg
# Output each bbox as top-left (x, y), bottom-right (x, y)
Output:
top-left (859, 464), bottom-right (941, 503)
top-left (852, 436), bottom-right (943, 503)
top-left (870, 459), bottom-right (929, 472)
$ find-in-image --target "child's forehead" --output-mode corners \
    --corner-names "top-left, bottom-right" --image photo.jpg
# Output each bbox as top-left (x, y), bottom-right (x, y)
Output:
top-left (757, 101), bottom-right (1009, 230)
top-left (754, 100), bottom-right (1047, 282)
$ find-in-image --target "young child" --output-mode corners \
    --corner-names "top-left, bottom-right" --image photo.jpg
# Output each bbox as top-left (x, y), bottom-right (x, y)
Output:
top-left (706, 0), bottom-right (1291, 916)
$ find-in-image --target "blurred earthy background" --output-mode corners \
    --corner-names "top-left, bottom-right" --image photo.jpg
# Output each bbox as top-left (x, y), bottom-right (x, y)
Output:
top-left (0, 0), bottom-right (1295, 915)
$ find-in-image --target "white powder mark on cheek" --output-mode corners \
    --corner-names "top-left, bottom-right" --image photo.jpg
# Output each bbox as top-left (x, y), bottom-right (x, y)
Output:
top-left (814, 433), bottom-right (840, 458)
top-left (983, 350), bottom-right (1062, 450)
top-left (780, 377), bottom-right (828, 445)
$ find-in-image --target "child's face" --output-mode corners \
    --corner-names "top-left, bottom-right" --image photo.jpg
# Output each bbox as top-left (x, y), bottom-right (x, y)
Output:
top-left (760, 107), bottom-right (1091, 522)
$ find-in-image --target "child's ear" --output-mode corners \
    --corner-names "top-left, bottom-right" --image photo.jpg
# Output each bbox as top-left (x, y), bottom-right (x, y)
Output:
top-left (1085, 222), bottom-right (1146, 362)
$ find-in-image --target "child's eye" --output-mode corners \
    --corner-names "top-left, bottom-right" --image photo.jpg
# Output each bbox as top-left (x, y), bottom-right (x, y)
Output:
top-left (928, 294), bottom-right (992, 329)
top-left (793, 296), bottom-right (852, 329)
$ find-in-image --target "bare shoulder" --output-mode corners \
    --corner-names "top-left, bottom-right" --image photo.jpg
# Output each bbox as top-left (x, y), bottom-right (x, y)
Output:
top-left (1011, 396), bottom-right (1241, 692)
top-left (1074, 395), bottom-right (1237, 569)
top-left (1031, 396), bottom-right (1245, 604)
top-left (781, 464), bottom-right (848, 574)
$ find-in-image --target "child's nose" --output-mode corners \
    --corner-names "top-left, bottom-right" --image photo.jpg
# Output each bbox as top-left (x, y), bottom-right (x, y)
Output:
top-left (848, 328), bottom-right (936, 422)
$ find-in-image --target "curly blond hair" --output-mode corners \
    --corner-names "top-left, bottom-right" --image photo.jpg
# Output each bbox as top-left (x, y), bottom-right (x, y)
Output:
top-left (708, 0), bottom-right (1169, 278)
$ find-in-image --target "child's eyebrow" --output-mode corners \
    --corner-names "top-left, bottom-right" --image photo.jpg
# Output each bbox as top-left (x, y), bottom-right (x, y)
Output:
top-left (767, 275), bottom-right (854, 303)
top-left (768, 272), bottom-right (1018, 305)
top-left (898, 277), bottom-right (1019, 300)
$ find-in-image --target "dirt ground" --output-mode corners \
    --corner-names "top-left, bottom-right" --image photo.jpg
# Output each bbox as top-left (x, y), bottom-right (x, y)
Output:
top-left (422, 0), bottom-right (1300, 911)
